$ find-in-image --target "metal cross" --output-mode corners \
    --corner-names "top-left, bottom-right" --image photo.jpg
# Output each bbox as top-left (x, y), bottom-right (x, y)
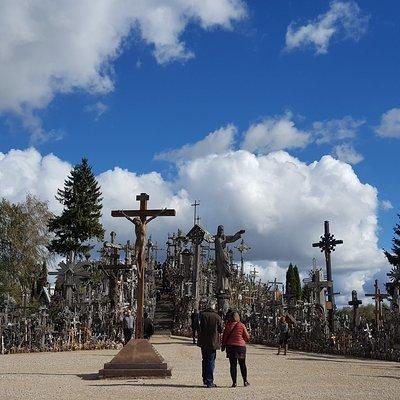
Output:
top-left (312, 220), bottom-right (343, 334)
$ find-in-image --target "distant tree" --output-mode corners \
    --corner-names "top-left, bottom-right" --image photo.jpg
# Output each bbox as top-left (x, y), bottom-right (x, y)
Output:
top-left (285, 263), bottom-right (295, 299)
top-left (48, 158), bottom-right (104, 256)
top-left (293, 265), bottom-right (302, 301)
top-left (384, 213), bottom-right (400, 295)
top-left (0, 195), bottom-right (52, 306)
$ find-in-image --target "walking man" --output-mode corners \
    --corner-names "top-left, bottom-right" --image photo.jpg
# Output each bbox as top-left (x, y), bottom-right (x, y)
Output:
top-left (143, 312), bottom-right (155, 340)
top-left (197, 300), bottom-right (223, 388)
top-left (122, 309), bottom-right (134, 345)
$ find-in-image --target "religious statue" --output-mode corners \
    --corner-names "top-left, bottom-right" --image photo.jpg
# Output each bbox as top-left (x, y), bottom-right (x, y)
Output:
top-left (214, 225), bottom-right (245, 294)
top-left (119, 212), bottom-right (157, 274)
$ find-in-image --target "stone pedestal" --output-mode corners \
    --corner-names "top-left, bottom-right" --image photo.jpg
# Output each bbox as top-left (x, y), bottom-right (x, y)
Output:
top-left (99, 339), bottom-right (171, 378)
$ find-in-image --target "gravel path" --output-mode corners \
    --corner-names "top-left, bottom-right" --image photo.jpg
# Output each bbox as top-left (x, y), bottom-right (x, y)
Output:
top-left (0, 335), bottom-right (399, 400)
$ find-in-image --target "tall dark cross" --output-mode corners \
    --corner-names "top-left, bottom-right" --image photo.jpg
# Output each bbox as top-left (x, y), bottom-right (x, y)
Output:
top-left (111, 193), bottom-right (175, 338)
top-left (312, 220), bottom-right (343, 334)
top-left (191, 200), bottom-right (200, 226)
top-left (348, 290), bottom-right (362, 332)
top-left (365, 279), bottom-right (389, 330)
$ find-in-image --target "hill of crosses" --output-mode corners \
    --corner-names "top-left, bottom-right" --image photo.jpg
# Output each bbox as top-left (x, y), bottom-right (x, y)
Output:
top-left (1, 158), bottom-right (400, 364)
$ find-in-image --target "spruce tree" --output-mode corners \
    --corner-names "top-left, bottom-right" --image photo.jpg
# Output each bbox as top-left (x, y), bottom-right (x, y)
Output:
top-left (384, 213), bottom-right (400, 267)
top-left (48, 158), bottom-right (104, 256)
top-left (293, 265), bottom-right (302, 301)
top-left (285, 263), bottom-right (295, 298)
top-left (384, 213), bottom-right (400, 294)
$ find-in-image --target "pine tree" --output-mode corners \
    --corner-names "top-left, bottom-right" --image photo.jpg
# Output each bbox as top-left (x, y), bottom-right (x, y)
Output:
top-left (285, 263), bottom-right (295, 298)
top-left (384, 213), bottom-right (400, 294)
top-left (48, 158), bottom-right (104, 256)
top-left (384, 213), bottom-right (400, 267)
top-left (293, 265), bottom-right (302, 301)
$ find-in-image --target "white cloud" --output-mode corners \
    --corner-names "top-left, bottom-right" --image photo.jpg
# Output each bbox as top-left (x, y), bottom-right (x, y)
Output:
top-left (243, 260), bottom-right (287, 287)
top-left (375, 108), bottom-right (400, 138)
top-left (381, 200), bottom-right (394, 211)
top-left (0, 145), bottom-right (386, 302)
top-left (0, 0), bottom-right (246, 139)
top-left (84, 102), bottom-right (109, 121)
top-left (241, 113), bottom-right (311, 153)
top-left (0, 148), bottom-right (71, 213)
top-left (155, 124), bottom-right (237, 162)
top-left (313, 116), bottom-right (365, 144)
top-left (285, 1), bottom-right (369, 54)
top-left (333, 143), bottom-right (363, 165)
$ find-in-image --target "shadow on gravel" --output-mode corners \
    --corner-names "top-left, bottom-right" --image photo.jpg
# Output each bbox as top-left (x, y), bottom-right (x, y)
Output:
top-left (154, 342), bottom-right (195, 346)
top-left (77, 373), bottom-right (100, 380)
top-left (352, 374), bottom-right (400, 380)
top-left (0, 372), bottom-right (77, 376)
top-left (91, 383), bottom-right (205, 388)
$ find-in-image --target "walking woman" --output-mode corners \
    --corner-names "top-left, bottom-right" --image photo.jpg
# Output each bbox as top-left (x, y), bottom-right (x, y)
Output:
top-left (221, 311), bottom-right (250, 387)
top-left (277, 316), bottom-right (289, 355)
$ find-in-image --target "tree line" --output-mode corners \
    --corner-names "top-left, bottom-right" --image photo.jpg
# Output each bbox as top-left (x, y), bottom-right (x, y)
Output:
top-left (0, 158), bottom-right (104, 307)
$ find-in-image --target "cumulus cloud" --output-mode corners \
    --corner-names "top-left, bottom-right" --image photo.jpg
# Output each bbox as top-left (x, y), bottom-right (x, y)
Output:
top-left (0, 0), bottom-right (246, 139)
top-left (0, 146), bottom-right (386, 303)
top-left (0, 148), bottom-right (71, 213)
top-left (285, 1), bottom-right (369, 54)
top-left (155, 124), bottom-right (237, 163)
top-left (375, 108), bottom-right (400, 138)
top-left (313, 116), bottom-right (365, 144)
top-left (332, 143), bottom-right (363, 165)
top-left (241, 113), bottom-right (311, 153)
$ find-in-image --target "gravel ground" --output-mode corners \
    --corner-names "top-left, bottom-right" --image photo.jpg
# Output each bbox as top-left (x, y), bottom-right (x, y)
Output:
top-left (0, 335), bottom-right (399, 400)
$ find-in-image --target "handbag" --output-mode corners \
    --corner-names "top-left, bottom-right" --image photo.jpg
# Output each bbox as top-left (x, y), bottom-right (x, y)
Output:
top-left (221, 322), bottom-right (239, 352)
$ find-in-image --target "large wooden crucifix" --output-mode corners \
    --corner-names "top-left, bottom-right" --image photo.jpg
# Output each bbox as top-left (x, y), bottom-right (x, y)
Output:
top-left (312, 220), bottom-right (343, 334)
top-left (111, 192), bottom-right (175, 338)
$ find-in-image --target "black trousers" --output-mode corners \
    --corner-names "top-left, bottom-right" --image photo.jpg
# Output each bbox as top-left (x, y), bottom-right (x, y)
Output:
top-left (123, 328), bottom-right (134, 344)
top-left (229, 357), bottom-right (247, 383)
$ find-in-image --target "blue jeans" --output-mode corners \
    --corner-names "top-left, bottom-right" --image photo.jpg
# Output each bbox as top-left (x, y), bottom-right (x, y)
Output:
top-left (201, 349), bottom-right (216, 386)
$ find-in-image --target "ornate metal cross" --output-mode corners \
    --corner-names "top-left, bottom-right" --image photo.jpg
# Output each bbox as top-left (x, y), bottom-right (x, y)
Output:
top-left (312, 220), bottom-right (343, 334)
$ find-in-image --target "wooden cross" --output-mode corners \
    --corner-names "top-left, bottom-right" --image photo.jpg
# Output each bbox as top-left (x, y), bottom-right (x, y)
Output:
top-left (249, 266), bottom-right (259, 284)
top-left (365, 279), bottom-right (389, 330)
top-left (312, 220), bottom-right (343, 333)
top-left (111, 192), bottom-right (175, 338)
top-left (235, 239), bottom-right (251, 276)
top-left (191, 200), bottom-right (200, 226)
top-left (348, 290), bottom-right (362, 332)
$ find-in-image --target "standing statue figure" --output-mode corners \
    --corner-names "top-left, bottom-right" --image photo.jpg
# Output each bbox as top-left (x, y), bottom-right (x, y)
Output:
top-left (214, 225), bottom-right (245, 293)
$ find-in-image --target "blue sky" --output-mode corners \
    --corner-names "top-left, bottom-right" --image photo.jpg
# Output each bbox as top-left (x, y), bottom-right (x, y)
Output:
top-left (0, 1), bottom-right (399, 300)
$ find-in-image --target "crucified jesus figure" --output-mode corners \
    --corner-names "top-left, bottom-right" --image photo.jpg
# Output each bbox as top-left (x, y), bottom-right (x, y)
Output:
top-left (119, 209), bottom-right (167, 275)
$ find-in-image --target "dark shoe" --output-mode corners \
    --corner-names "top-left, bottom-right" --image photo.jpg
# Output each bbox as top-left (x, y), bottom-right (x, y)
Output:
top-left (231, 383), bottom-right (237, 387)
top-left (244, 381), bottom-right (250, 387)
top-left (206, 383), bottom-right (217, 388)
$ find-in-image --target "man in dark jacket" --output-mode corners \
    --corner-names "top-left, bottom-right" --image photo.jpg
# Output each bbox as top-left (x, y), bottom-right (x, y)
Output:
top-left (197, 300), bottom-right (223, 388)
top-left (143, 312), bottom-right (155, 339)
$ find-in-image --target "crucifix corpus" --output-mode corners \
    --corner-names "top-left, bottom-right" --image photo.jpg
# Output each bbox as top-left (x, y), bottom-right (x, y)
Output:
top-left (111, 193), bottom-right (175, 338)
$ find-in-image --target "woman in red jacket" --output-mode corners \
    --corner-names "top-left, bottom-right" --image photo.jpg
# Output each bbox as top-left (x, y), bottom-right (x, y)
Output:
top-left (221, 311), bottom-right (250, 387)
